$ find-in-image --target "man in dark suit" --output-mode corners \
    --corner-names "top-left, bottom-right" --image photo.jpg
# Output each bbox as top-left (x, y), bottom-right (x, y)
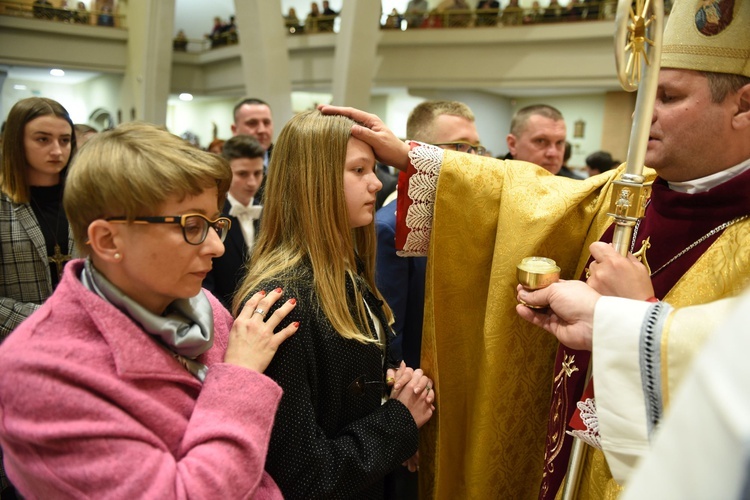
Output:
top-left (203, 135), bottom-right (264, 309)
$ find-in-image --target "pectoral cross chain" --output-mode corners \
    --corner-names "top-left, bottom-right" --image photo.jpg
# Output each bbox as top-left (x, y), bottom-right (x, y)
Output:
top-left (49, 243), bottom-right (72, 280)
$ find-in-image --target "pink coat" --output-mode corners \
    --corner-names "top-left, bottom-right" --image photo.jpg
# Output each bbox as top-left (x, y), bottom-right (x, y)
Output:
top-left (0, 259), bottom-right (283, 499)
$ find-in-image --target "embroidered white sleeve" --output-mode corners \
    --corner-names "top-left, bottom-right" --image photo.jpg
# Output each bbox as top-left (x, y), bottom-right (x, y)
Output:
top-left (397, 144), bottom-right (444, 257)
top-left (567, 397), bottom-right (602, 450)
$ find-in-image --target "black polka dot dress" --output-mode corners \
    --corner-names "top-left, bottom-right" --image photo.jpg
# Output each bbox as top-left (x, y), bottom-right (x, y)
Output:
top-left (246, 263), bottom-right (418, 499)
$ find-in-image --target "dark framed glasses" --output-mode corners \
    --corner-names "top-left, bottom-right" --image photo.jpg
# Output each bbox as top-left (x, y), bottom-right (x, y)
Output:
top-left (106, 214), bottom-right (232, 245)
top-left (432, 141), bottom-right (487, 156)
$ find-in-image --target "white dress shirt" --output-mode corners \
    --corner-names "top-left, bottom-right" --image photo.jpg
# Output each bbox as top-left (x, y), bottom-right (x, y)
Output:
top-left (227, 193), bottom-right (262, 252)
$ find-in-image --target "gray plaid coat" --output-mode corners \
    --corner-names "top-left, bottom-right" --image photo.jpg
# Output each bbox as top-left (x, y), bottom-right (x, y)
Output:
top-left (0, 192), bottom-right (76, 340)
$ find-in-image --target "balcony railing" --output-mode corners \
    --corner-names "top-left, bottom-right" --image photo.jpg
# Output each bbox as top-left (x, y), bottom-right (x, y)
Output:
top-left (394, 2), bottom-right (619, 30)
top-left (0, 0), bottom-right (125, 28)
top-left (388, 1), bottom-right (673, 29)
top-left (284, 14), bottom-right (338, 35)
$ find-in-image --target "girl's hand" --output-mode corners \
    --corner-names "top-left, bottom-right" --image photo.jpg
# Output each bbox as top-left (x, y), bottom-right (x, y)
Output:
top-left (390, 367), bottom-right (435, 428)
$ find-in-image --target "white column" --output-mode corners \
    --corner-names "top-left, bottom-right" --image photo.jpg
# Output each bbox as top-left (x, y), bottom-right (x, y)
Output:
top-left (121, 0), bottom-right (175, 125)
top-left (233, 0), bottom-right (293, 134)
top-left (331, 0), bottom-right (382, 109)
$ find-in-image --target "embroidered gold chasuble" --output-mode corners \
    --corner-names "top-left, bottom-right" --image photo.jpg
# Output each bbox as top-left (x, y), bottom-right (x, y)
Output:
top-left (413, 150), bottom-right (648, 499)
top-left (568, 218), bottom-right (750, 500)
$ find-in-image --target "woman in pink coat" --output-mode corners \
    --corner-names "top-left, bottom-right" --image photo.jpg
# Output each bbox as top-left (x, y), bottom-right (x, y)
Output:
top-left (0, 122), bottom-right (298, 499)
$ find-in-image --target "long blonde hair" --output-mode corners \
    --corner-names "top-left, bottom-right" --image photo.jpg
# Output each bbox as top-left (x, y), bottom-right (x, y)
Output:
top-left (233, 110), bottom-right (393, 343)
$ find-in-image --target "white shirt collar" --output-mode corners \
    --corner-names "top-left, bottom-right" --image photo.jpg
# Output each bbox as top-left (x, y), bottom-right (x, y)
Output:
top-left (227, 193), bottom-right (256, 209)
top-left (226, 193), bottom-right (261, 251)
top-left (667, 158), bottom-right (750, 194)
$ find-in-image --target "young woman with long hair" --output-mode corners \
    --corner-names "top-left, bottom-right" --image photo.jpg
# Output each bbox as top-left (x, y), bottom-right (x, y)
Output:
top-left (0, 97), bottom-right (77, 340)
top-left (233, 110), bottom-right (435, 499)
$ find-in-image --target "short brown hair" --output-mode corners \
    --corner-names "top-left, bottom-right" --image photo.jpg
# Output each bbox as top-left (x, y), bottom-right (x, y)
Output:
top-left (222, 134), bottom-right (265, 160)
top-left (509, 104), bottom-right (564, 136)
top-left (1, 97), bottom-right (76, 203)
top-left (63, 122), bottom-right (231, 254)
top-left (406, 100), bottom-right (475, 142)
top-left (233, 97), bottom-right (271, 123)
top-left (702, 71), bottom-right (750, 103)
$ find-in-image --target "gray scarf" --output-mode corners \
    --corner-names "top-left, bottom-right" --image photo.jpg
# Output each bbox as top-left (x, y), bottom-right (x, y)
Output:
top-left (80, 259), bottom-right (214, 381)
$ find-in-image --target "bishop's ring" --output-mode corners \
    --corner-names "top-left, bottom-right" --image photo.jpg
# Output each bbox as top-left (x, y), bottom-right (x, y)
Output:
top-left (253, 308), bottom-right (267, 318)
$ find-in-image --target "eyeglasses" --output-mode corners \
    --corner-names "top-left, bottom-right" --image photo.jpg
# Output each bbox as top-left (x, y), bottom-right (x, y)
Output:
top-left (106, 214), bottom-right (232, 245)
top-left (432, 141), bottom-right (487, 156)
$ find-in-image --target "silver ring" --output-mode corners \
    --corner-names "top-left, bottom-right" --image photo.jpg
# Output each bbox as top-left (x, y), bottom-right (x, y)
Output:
top-left (253, 308), bottom-right (267, 318)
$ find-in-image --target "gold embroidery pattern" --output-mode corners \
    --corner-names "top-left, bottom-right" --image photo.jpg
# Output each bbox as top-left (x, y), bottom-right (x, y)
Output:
top-left (575, 219), bottom-right (750, 499)
top-left (562, 354), bottom-right (579, 377)
top-left (540, 352), bottom-right (578, 496)
top-left (419, 160), bottom-right (655, 499)
top-left (632, 236), bottom-right (652, 274)
top-left (662, 44), bottom-right (749, 59)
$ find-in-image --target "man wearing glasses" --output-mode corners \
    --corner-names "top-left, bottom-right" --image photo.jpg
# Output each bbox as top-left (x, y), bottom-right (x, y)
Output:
top-left (412, 101), bottom-right (484, 158)
top-left (505, 104), bottom-right (567, 175)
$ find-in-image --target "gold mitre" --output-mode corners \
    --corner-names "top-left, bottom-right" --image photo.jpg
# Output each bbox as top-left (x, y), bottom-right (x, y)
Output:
top-left (662, 0), bottom-right (750, 77)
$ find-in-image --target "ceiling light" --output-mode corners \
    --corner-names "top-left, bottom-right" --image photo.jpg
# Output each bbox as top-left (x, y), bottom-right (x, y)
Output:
top-left (50, 69), bottom-right (65, 77)
top-left (14, 84), bottom-right (27, 90)
top-left (179, 93), bottom-right (193, 101)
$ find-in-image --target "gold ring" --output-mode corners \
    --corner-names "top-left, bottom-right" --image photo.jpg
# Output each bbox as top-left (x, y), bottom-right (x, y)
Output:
top-left (584, 268), bottom-right (591, 279)
top-left (386, 376), bottom-right (395, 385)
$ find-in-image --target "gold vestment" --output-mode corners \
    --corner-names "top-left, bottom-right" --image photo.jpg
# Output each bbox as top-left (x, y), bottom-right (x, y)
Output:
top-left (570, 217), bottom-right (750, 499)
top-left (418, 151), bottom-right (646, 499)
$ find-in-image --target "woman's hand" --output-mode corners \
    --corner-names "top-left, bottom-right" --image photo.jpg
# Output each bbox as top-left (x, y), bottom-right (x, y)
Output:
top-left (317, 105), bottom-right (411, 171)
top-left (515, 281), bottom-right (600, 351)
top-left (403, 451), bottom-right (420, 473)
top-left (585, 242), bottom-right (655, 300)
top-left (386, 360), bottom-right (411, 391)
top-left (224, 289), bottom-right (299, 373)
top-left (389, 365), bottom-right (435, 428)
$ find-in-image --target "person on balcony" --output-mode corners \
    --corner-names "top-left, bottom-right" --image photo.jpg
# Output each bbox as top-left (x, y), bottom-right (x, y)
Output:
top-left (319, 0), bottom-right (337, 32)
top-left (405, 0), bottom-right (429, 28)
top-left (476, 0), bottom-right (500, 26)
top-left (304, 2), bottom-right (321, 33)
top-left (173, 29), bottom-right (188, 51)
